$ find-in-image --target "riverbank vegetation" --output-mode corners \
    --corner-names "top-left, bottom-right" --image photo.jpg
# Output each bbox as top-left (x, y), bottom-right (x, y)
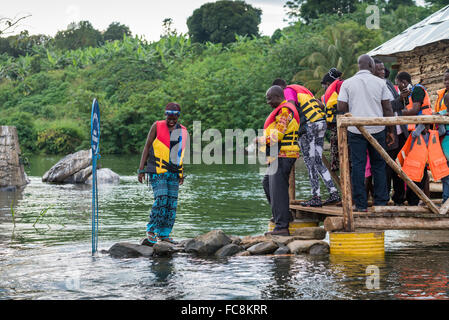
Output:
top-left (0, 1), bottom-right (443, 155)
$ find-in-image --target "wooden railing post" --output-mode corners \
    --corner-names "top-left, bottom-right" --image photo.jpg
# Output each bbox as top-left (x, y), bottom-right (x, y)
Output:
top-left (288, 159), bottom-right (296, 201)
top-left (337, 115), bottom-right (354, 231)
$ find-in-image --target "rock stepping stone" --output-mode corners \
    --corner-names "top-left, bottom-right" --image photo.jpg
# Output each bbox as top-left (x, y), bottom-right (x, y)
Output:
top-left (107, 228), bottom-right (329, 259)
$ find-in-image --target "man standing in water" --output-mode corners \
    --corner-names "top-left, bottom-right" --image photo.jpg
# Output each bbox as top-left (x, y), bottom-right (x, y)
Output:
top-left (138, 103), bottom-right (188, 246)
top-left (259, 86), bottom-right (300, 236)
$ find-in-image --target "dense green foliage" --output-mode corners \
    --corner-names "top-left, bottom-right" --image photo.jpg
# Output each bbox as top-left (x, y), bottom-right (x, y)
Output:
top-left (187, 0), bottom-right (262, 44)
top-left (0, 2), bottom-right (441, 155)
top-left (284, 0), bottom-right (423, 22)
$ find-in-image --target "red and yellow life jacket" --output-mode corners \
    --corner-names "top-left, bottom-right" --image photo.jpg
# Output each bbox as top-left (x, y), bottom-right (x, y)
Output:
top-left (262, 101), bottom-right (300, 159)
top-left (406, 84), bottom-right (432, 131)
top-left (434, 88), bottom-right (448, 113)
top-left (396, 130), bottom-right (449, 182)
top-left (147, 120), bottom-right (188, 178)
top-left (286, 84), bottom-right (325, 123)
top-left (323, 79), bottom-right (344, 124)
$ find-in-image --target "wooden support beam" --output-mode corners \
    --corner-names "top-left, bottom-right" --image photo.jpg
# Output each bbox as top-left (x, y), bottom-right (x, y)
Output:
top-left (288, 160), bottom-right (296, 201)
top-left (322, 154), bottom-right (341, 191)
top-left (339, 115), bottom-right (449, 127)
top-left (337, 116), bottom-right (354, 232)
top-left (324, 216), bottom-right (449, 232)
top-left (356, 125), bottom-right (440, 215)
top-left (369, 206), bottom-right (431, 213)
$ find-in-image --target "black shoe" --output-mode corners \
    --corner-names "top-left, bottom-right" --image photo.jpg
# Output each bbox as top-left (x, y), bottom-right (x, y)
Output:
top-left (301, 196), bottom-right (322, 207)
top-left (265, 229), bottom-right (290, 236)
top-left (323, 192), bottom-right (341, 206)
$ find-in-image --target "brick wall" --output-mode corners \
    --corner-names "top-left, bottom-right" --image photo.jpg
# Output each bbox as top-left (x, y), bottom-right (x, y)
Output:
top-left (394, 40), bottom-right (449, 107)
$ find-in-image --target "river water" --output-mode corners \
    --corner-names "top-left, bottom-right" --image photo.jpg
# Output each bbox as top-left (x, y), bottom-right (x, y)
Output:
top-left (1, 155), bottom-right (449, 300)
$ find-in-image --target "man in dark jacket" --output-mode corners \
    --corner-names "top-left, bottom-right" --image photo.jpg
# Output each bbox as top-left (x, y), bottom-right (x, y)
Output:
top-left (374, 59), bottom-right (407, 205)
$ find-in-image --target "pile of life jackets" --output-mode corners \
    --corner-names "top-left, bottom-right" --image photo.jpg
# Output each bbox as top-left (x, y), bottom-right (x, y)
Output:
top-left (396, 84), bottom-right (449, 182)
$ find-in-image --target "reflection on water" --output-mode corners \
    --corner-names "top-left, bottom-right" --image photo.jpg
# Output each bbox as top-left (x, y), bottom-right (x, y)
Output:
top-left (1, 155), bottom-right (449, 299)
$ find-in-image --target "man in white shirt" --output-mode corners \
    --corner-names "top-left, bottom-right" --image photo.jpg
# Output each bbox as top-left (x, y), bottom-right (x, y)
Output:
top-left (337, 54), bottom-right (394, 211)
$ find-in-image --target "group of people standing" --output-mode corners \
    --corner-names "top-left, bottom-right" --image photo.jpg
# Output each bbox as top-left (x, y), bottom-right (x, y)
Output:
top-left (135, 54), bottom-right (449, 243)
top-left (263, 54), bottom-right (449, 236)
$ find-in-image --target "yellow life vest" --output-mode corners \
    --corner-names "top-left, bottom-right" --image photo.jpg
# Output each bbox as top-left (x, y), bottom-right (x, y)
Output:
top-left (147, 120), bottom-right (188, 178)
top-left (287, 84), bottom-right (325, 124)
top-left (323, 79), bottom-right (344, 124)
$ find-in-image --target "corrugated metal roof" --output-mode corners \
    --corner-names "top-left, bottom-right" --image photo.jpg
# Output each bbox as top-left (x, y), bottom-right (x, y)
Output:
top-left (368, 5), bottom-right (449, 57)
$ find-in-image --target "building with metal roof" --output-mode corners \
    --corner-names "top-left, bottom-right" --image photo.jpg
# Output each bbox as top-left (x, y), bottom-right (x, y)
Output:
top-left (368, 5), bottom-right (449, 103)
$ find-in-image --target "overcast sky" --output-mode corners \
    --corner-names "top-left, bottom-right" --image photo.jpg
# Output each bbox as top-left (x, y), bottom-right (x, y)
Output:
top-left (1, 0), bottom-right (289, 41)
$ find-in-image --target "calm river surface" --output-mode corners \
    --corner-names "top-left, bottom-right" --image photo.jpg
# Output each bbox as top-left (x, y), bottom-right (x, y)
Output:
top-left (1, 155), bottom-right (449, 300)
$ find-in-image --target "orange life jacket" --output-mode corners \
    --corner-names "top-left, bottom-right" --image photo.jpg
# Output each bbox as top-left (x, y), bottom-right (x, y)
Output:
top-left (406, 84), bottom-right (432, 131)
top-left (434, 88), bottom-right (448, 113)
top-left (147, 120), bottom-right (188, 178)
top-left (396, 130), bottom-right (449, 182)
top-left (399, 135), bottom-right (428, 182)
top-left (427, 129), bottom-right (449, 181)
top-left (323, 79), bottom-right (344, 123)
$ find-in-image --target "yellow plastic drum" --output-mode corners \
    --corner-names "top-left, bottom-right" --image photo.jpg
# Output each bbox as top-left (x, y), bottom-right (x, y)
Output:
top-left (329, 231), bottom-right (385, 256)
top-left (268, 220), bottom-right (319, 234)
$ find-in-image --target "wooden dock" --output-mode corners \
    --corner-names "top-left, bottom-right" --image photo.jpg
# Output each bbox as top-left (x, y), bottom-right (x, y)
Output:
top-left (288, 115), bottom-right (449, 233)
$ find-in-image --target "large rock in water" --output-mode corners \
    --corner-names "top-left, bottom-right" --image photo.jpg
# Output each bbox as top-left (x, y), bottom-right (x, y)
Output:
top-left (247, 241), bottom-right (278, 255)
top-left (85, 168), bottom-right (120, 185)
top-left (0, 126), bottom-right (29, 189)
top-left (42, 149), bottom-right (92, 183)
top-left (292, 227), bottom-right (326, 240)
top-left (215, 243), bottom-right (243, 258)
top-left (108, 242), bottom-right (154, 258)
top-left (185, 230), bottom-right (232, 255)
top-left (287, 240), bottom-right (329, 255)
top-left (63, 166), bottom-right (92, 184)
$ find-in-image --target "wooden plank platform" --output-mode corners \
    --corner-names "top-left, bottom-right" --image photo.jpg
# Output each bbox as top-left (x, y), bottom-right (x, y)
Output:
top-left (290, 202), bottom-right (449, 219)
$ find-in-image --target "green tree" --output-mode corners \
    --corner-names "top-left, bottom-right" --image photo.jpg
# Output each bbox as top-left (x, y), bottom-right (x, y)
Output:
top-left (385, 0), bottom-right (416, 11)
top-left (54, 21), bottom-right (103, 50)
top-left (187, 0), bottom-right (262, 44)
top-left (161, 18), bottom-right (177, 38)
top-left (103, 22), bottom-right (131, 42)
top-left (285, 0), bottom-right (360, 23)
top-left (293, 23), bottom-right (361, 96)
top-left (0, 31), bottom-right (50, 57)
top-left (425, 0), bottom-right (449, 8)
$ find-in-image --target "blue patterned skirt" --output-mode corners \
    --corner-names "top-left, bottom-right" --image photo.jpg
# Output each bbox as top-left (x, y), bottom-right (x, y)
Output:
top-left (146, 172), bottom-right (179, 237)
